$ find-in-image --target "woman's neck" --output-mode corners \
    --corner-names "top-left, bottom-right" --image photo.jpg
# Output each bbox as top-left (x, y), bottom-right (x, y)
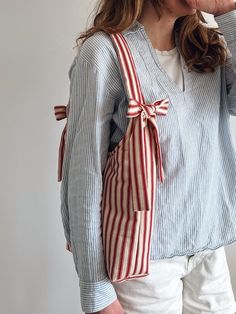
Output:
top-left (138, 1), bottom-right (177, 51)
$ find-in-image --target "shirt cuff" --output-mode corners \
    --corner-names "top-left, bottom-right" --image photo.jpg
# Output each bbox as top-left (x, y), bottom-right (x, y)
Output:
top-left (214, 9), bottom-right (236, 43)
top-left (79, 276), bottom-right (118, 313)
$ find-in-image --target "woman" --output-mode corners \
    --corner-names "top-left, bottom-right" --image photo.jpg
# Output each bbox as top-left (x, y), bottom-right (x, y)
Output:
top-left (59, 0), bottom-right (236, 313)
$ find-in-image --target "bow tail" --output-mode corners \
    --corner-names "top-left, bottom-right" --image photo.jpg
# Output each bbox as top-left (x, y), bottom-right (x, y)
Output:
top-left (149, 118), bottom-right (165, 183)
top-left (129, 118), bottom-right (152, 212)
top-left (57, 124), bottom-right (67, 182)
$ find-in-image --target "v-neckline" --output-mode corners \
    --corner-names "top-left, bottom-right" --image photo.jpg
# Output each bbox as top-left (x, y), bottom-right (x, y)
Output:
top-left (125, 20), bottom-right (189, 94)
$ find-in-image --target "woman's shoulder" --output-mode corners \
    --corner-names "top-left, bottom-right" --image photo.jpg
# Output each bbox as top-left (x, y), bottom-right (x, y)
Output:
top-left (80, 31), bottom-right (117, 58)
top-left (69, 31), bottom-right (120, 77)
top-left (68, 30), bottom-right (125, 98)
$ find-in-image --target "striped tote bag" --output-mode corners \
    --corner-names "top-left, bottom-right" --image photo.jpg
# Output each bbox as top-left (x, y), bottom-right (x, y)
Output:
top-left (101, 32), bottom-right (169, 283)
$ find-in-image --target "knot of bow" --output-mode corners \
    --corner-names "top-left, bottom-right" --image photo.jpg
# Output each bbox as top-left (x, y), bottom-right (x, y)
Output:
top-left (126, 98), bottom-right (169, 122)
top-left (54, 104), bottom-right (70, 121)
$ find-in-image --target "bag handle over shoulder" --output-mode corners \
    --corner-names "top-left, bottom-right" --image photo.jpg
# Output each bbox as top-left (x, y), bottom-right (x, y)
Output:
top-left (109, 32), bottom-right (170, 212)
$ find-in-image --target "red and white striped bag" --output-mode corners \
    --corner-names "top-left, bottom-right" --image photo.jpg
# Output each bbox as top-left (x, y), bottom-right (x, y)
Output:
top-left (101, 32), bottom-right (169, 283)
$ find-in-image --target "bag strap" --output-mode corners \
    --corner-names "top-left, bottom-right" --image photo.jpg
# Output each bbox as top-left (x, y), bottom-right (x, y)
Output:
top-left (110, 33), bottom-right (145, 104)
top-left (110, 32), bottom-right (170, 212)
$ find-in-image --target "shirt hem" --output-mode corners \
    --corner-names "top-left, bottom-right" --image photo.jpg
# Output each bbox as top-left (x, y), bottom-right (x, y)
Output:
top-left (150, 237), bottom-right (236, 260)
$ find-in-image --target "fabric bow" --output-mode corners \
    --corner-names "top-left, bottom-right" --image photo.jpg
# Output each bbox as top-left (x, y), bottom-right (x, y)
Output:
top-left (126, 98), bottom-right (169, 211)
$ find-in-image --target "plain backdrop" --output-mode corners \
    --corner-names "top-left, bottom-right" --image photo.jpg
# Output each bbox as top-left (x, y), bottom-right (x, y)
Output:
top-left (0, 1), bottom-right (236, 314)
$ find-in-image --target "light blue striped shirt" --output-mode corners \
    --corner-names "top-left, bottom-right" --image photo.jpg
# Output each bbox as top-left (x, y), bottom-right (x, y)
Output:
top-left (59, 10), bottom-right (236, 313)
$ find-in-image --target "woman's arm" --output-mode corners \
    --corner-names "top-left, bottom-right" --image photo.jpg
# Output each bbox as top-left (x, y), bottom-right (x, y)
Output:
top-left (215, 9), bottom-right (236, 116)
top-left (63, 53), bottom-right (118, 313)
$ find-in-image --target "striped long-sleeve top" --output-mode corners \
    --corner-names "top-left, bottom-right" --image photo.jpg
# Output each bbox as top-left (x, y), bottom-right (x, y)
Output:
top-left (59, 10), bottom-right (236, 313)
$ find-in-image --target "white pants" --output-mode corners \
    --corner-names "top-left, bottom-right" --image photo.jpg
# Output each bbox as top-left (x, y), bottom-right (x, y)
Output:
top-left (112, 246), bottom-right (236, 314)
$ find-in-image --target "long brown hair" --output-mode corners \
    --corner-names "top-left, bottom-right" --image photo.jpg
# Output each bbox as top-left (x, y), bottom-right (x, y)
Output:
top-left (75, 0), bottom-right (228, 73)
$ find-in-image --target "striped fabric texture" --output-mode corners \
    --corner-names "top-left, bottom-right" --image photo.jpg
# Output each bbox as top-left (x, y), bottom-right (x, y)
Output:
top-left (54, 10), bottom-right (236, 313)
top-left (101, 33), bottom-right (169, 282)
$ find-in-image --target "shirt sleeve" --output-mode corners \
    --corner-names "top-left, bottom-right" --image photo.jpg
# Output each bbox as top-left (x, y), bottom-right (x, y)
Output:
top-left (65, 55), bottom-right (118, 313)
top-left (215, 9), bottom-right (236, 116)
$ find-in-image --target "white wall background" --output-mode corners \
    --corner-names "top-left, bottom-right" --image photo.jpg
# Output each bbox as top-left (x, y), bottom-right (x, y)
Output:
top-left (0, 2), bottom-right (236, 314)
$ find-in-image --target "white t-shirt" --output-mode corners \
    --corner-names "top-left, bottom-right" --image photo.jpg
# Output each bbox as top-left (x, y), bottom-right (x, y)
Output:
top-left (155, 46), bottom-right (184, 92)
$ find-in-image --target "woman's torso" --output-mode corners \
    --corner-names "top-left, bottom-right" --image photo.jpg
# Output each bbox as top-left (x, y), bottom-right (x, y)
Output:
top-left (69, 20), bottom-right (236, 259)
